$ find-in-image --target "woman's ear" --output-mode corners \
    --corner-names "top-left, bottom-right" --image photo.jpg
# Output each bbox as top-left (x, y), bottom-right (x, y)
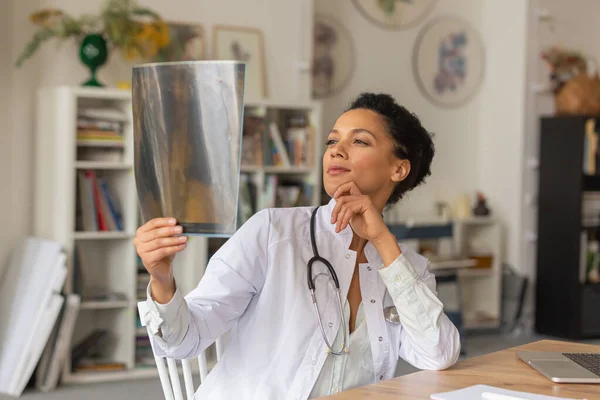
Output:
top-left (391, 159), bottom-right (411, 183)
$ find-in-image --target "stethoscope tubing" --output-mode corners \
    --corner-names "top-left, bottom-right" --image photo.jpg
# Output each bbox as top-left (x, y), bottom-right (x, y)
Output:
top-left (308, 206), bottom-right (348, 355)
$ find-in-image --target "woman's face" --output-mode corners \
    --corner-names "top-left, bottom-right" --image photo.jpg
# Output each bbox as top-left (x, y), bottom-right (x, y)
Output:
top-left (322, 108), bottom-right (410, 209)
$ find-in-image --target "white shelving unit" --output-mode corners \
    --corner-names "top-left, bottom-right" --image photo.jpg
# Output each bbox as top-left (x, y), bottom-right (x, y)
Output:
top-left (33, 85), bottom-right (141, 385)
top-left (390, 216), bottom-right (503, 331)
top-left (453, 218), bottom-right (503, 330)
top-left (32, 85), bottom-right (324, 385)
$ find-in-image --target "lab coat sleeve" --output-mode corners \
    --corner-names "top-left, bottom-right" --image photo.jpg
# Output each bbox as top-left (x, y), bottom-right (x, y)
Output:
top-left (142, 209), bottom-right (271, 360)
top-left (378, 253), bottom-right (461, 370)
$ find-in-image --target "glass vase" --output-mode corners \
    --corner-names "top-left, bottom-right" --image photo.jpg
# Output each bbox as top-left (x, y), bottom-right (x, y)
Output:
top-left (79, 33), bottom-right (108, 87)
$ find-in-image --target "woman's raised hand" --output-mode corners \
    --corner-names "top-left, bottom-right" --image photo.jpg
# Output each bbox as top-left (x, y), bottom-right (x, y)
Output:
top-left (133, 218), bottom-right (188, 286)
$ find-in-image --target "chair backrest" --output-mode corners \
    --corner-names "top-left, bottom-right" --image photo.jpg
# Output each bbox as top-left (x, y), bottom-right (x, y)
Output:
top-left (137, 301), bottom-right (224, 400)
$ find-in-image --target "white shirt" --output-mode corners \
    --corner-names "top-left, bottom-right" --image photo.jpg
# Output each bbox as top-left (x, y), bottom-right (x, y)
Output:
top-left (142, 199), bottom-right (461, 400)
top-left (309, 302), bottom-right (373, 397)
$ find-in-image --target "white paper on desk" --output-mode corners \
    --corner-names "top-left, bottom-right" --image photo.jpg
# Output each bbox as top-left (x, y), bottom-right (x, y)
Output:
top-left (430, 384), bottom-right (585, 400)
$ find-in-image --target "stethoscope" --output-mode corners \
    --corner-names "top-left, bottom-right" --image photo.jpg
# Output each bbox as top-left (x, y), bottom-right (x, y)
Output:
top-left (308, 206), bottom-right (401, 356)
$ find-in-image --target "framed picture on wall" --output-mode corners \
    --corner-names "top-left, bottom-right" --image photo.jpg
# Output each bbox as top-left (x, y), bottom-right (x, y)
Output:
top-left (413, 15), bottom-right (485, 108)
top-left (312, 13), bottom-right (355, 99)
top-left (155, 21), bottom-right (206, 62)
top-left (213, 25), bottom-right (267, 100)
top-left (352, 0), bottom-right (437, 30)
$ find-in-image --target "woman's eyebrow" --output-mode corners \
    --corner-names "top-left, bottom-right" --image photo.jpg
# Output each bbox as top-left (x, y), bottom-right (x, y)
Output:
top-left (329, 128), bottom-right (376, 138)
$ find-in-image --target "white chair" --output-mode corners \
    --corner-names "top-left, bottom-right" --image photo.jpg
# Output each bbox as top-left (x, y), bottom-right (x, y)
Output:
top-left (137, 302), bottom-right (224, 400)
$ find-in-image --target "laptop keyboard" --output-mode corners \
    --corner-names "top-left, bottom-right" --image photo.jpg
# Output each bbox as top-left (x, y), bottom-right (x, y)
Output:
top-left (563, 353), bottom-right (600, 376)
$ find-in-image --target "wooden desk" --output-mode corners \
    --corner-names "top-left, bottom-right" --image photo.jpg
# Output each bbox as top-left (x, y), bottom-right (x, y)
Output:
top-left (326, 340), bottom-right (600, 399)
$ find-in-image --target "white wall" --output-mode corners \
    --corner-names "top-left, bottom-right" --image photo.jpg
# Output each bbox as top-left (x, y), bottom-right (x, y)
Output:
top-left (315, 1), bottom-right (535, 274)
top-left (0, 1), bottom-right (14, 275)
top-left (37, 0), bottom-right (313, 104)
top-left (477, 0), bottom-right (529, 273)
top-left (1, 0), bottom-right (313, 271)
top-left (1, 0), bottom-right (44, 277)
top-left (315, 0), bottom-right (483, 221)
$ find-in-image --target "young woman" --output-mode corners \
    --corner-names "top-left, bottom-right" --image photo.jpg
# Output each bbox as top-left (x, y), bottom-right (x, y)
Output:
top-left (134, 92), bottom-right (461, 399)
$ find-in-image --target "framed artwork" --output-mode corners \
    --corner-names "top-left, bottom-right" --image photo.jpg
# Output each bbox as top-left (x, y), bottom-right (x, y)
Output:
top-left (213, 25), bottom-right (267, 100)
top-left (352, 0), bottom-right (437, 30)
top-left (312, 13), bottom-right (355, 99)
top-left (413, 15), bottom-right (484, 108)
top-left (155, 22), bottom-right (206, 61)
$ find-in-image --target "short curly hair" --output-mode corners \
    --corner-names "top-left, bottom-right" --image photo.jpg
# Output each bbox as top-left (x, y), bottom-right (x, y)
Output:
top-left (346, 92), bottom-right (435, 205)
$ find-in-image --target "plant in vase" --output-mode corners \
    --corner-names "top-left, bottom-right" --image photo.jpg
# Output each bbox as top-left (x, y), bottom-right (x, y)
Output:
top-left (15, 0), bottom-right (169, 87)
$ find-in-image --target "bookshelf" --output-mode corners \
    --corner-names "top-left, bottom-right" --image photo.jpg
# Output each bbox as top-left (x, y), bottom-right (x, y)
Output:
top-left (33, 85), bottom-right (324, 385)
top-left (535, 116), bottom-right (600, 339)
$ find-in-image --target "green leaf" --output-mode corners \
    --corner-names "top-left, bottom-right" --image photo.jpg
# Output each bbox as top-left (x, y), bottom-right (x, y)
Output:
top-left (15, 27), bottom-right (58, 67)
top-left (132, 8), bottom-right (161, 20)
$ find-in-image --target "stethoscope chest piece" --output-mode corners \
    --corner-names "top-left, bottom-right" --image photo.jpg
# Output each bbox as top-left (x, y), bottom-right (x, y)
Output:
top-left (383, 306), bottom-right (401, 324)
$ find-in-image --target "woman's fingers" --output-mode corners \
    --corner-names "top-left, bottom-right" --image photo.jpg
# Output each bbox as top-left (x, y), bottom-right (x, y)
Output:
top-left (138, 225), bottom-right (183, 244)
top-left (333, 181), bottom-right (363, 199)
top-left (143, 243), bottom-right (187, 266)
top-left (137, 217), bottom-right (177, 234)
top-left (331, 194), bottom-right (364, 224)
top-left (336, 200), bottom-right (363, 232)
top-left (139, 235), bottom-right (188, 253)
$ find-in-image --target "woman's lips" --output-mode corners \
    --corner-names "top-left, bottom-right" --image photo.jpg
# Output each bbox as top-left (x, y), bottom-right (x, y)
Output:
top-left (327, 166), bottom-right (350, 175)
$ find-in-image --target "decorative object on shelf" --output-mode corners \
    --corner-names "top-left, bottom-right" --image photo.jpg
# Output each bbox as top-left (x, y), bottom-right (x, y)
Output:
top-left (15, 0), bottom-right (168, 87)
top-left (312, 13), bottom-right (355, 99)
top-left (155, 21), bottom-right (206, 62)
top-left (132, 60), bottom-right (246, 236)
top-left (213, 25), bottom-right (267, 100)
top-left (473, 192), bottom-right (490, 216)
top-left (452, 193), bottom-right (472, 219)
top-left (541, 45), bottom-right (600, 116)
top-left (79, 33), bottom-right (108, 87)
top-left (352, 0), bottom-right (437, 30)
top-left (413, 15), bottom-right (484, 108)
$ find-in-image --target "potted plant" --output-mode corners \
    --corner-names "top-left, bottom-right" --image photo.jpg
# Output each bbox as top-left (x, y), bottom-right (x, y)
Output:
top-left (15, 0), bottom-right (169, 87)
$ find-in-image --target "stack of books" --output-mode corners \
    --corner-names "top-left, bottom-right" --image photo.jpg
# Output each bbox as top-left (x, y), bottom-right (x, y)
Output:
top-left (76, 108), bottom-right (125, 147)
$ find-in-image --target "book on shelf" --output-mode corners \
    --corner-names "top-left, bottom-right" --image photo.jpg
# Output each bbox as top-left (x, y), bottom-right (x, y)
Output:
top-left (76, 170), bottom-right (124, 232)
top-left (241, 112), bottom-right (265, 167)
top-left (237, 175), bottom-right (314, 224)
top-left (269, 122), bottom-right (291, 167)
top-left (70, 330), bottom-right (117, 373)
top-left (583, 118), bottom-right (600, 175)
top-left (241, 108), bottom-right (316, 168)
top-left (77, 107), bottom-right (125, 147)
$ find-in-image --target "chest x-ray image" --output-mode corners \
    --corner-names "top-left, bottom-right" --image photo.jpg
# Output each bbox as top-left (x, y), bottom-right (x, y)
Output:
top-left (132, 61), bottom-right (246, 235)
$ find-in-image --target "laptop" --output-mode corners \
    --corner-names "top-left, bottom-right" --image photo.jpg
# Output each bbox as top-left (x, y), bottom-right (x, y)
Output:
top-left (516, 351), bottom-right (600, 383)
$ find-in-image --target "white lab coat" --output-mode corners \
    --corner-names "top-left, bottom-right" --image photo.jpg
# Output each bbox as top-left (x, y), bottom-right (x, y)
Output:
top-left (142, 199), bottom-right (461, 399)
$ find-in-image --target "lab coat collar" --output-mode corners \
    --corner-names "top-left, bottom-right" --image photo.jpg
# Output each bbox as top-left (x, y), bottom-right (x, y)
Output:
top-left (322, 198), bottom-right (384, 269)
